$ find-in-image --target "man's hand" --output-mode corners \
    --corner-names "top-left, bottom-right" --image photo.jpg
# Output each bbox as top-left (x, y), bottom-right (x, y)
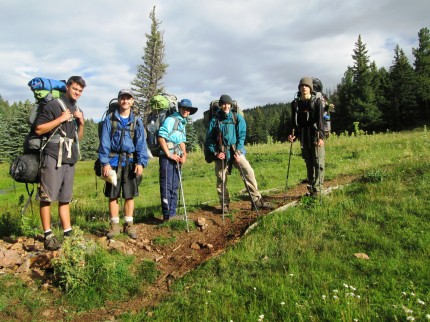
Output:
top-left (216, 152), bottom-right (226, 160)
top-left (134, 164), bottom-right (144, 176)
top-left (288, 134), bottom-right (295, 143)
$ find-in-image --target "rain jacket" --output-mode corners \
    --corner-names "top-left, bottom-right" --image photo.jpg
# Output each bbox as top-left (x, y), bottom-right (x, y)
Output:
top-left (157, 111), bottom-right (187, 156)
top-left (205, 109), bottom-right (246, 162)
top-left (98, 109), bottom-right (149, 167)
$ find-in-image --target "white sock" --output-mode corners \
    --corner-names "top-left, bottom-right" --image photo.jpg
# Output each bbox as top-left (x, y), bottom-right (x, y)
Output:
top-left (111, 217), bottom-right (120, 224)
top-left (124, 216), bottom-right (133, 224)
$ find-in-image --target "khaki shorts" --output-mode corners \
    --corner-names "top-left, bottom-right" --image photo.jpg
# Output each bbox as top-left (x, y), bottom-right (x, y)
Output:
top-left (38, 155), bottom-right (75, 203)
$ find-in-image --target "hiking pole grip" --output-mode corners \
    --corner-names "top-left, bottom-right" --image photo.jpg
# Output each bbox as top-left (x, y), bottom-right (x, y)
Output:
top-left (285, 129), bottom-right (295, 192)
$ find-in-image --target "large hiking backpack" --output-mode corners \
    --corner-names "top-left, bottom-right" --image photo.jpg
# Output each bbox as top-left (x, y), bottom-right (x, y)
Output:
top-left (9, 77), bottom-right (69, 184)
top-left (146, 93), bottom-right (179, 157)
top-left (203, 99), bottom-right (243, 163)
top-left (292, 77), bottom-right (326, 128)
top-left (94, 98), bottom-right (139, 176)
top-left (203, 99), bottom-right (242, 128)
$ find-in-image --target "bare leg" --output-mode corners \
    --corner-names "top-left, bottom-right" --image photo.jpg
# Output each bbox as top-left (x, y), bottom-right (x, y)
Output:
top-left (58, 202), bottom-right (72, 230)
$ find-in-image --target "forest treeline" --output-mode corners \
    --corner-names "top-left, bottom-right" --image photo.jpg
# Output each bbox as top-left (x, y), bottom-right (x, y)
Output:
top-left (1, 27), bottom-right (429, 163)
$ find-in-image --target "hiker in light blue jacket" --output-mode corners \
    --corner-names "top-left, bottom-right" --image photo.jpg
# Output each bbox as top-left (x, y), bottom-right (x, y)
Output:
top-left (158, 99), bottom-right (197, 221)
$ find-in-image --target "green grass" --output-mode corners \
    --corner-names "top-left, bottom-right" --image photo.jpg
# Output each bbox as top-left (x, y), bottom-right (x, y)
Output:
top-left (127, 156), bottom-right (430, 321)
top-left (1, 128), bottom-right (430, 320)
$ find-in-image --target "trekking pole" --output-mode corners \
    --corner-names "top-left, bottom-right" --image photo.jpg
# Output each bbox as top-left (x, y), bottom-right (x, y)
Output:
top-left (232, 147), bottom-right (259, 216)
top-left (177, 161), bottom-right (189, 232)
top-left (221, 156), bottom-right (225, 223)
top-left (316, 129), bottom-right (322, 204)
top-left (284, 129), bottom-right (295, 201)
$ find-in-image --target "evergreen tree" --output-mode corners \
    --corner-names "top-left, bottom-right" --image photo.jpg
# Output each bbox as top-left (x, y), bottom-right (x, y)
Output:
top-left (79, 119), bottom-right (99, 160)
top-left (185, 119), bottom-right (199, 152)
top-left (1, 101), bottom-right (32, 161)
top-left (388, 45), bottom-right (418, 129)
top-left (350, 35), bottom-right (382, 131)
top-left (333, 67), bottom-right (354, 133)
top-left (131, 6), bottom-right (168, 120)
top-left (413, 27), bottom-right (430, 120)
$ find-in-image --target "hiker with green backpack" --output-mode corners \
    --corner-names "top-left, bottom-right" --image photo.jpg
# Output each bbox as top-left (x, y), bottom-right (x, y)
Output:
top-left (288, 77), bottom-right (326, 197)
top-left (34, 76), bottom-right (86, 251)
top-left (98, 89), bottom-right (149, 239)
top-left (157, 98), bottom-right (197, 221)
top-left (205, 94), bottom-right (274, 213)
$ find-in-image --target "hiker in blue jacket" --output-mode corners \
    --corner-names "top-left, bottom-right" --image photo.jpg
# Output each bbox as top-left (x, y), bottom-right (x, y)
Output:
top-left (205, 94), bottom-right (274, 213)
top-left (98, 89), bottom-right (149, 239)
top-left (288, 77), bottom-right (325, 197)
top-left (158, 99), bottom-right (197, 221)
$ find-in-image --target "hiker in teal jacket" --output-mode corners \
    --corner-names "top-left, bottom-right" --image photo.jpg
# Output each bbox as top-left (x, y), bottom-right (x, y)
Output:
top-left (205, 94), bottom-right (274, 213)
top-left (158, 99), bottom-right (197, 221)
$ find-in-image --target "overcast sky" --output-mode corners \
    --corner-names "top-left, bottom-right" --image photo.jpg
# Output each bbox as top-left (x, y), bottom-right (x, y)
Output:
top-left (0, 0), bottom-right (428, 121)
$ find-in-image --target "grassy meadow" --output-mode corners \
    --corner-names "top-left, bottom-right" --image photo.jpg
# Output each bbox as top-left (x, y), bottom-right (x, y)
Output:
top-left (0, 128), bottom-right (429, 321)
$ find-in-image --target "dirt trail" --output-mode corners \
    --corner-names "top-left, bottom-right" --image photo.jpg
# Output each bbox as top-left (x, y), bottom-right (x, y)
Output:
top-left (0, 175), bottom-right (357, 321)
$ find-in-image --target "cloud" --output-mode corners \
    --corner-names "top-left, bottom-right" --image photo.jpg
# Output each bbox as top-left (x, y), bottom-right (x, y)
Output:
top-left (0, 0), bottom-right (428, 121)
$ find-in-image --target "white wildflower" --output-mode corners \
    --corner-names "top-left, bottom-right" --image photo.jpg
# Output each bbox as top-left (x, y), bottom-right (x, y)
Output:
top-left (207, 290), bottom-right (211, 293)
top-left (356, 295), bottom-right (361, 299)
top-left (289, 274), bottom-right (294, 277)
top-left (253, 287), bottom-right (257, 291)
top-left (350, 286), bottom-right (357, 291)
top-left (333, 295), bottom-right (339, 300)
top-left (406, 317), bottom-right (415, 321)
top-left (417, 299), bottom-right (425, 305)
top-left (402, 292), bottom-right (407, 296)
top-left (343, 283), bottom-right (349, 288)
top-left (322, 295), bottom-right (326, 300)
top-left (425, 314), bottom-right (430, 319)
top-left (333, 289), bottom-right (339, 293)
top-left (411, 292), bottom-right (416, 297)
top-left (280, 302), bottom-right (285, 305)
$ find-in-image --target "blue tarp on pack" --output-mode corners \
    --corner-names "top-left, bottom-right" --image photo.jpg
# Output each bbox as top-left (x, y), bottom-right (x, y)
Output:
top-left (28, 77), bottom-right (67, 92)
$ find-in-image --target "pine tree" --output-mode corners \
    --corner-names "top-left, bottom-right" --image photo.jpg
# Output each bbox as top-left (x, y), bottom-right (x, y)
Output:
top-left (388, 45), bottom-right (418, 129)
top-left (131, 6), bottom-right (168, 120)
top-left (350, 35), bottom-right (382, 131)
top-left (413, 27), bottom-right (430, 121)
top-left (2, 101), bottom-right (32, 161)
top-left (184, 119), bottom-right (199, 152)
top-left (79, 119), bottom-right (99, 160)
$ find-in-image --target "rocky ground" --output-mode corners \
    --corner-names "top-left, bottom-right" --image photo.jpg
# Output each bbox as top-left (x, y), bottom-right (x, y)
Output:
top-left (0, 175), bottom-right (357, 321)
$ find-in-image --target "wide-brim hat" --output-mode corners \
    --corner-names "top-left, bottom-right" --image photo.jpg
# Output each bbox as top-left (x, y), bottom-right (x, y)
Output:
top-left (178, 98), bottom-right (198, 115)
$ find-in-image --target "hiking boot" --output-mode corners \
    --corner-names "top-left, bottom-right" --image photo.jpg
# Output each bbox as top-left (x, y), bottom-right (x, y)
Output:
top-left (44, 234), bottom-right (61, 251)
top-left (252, 198), bottom-right (275, 210)
top-left (124, 223), bottom-right (137, 239)
top-left (106, 223), bottom-right (121, 239)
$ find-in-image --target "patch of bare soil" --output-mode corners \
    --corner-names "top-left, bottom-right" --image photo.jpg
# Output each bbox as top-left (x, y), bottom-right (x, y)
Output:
top-left (0, 175), bottom-right (358, 321)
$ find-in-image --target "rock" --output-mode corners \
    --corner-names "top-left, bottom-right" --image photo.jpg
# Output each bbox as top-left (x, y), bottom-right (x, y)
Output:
top-left (16, 259), bottom-right (31, 274)
top-left (0, 249), bottom-right (23, 269)
top-left (190, 242), bottom-right (201, 250)
top-left (107, 239), bottom-right (126, 252)
top-left (354, 252), bottom-right (370, 260)
top-left (196, 217), bottom-right (206, 227)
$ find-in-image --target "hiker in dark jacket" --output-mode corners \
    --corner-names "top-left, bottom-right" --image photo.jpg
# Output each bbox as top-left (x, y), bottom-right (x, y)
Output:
top-left (34, 76), bottom-right (86, 251)
top-left (98, 89), bottom-right (149, 239)
top-left (158, 99), bottom-right (197, 221)
top-left (205, 94), bottom-right (274, 213)
top-left (288, 77), bottom-right (325, 197)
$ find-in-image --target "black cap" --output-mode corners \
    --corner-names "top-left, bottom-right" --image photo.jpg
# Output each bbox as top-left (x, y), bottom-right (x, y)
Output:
top-left (219, 94), bottom-right (233, 105)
